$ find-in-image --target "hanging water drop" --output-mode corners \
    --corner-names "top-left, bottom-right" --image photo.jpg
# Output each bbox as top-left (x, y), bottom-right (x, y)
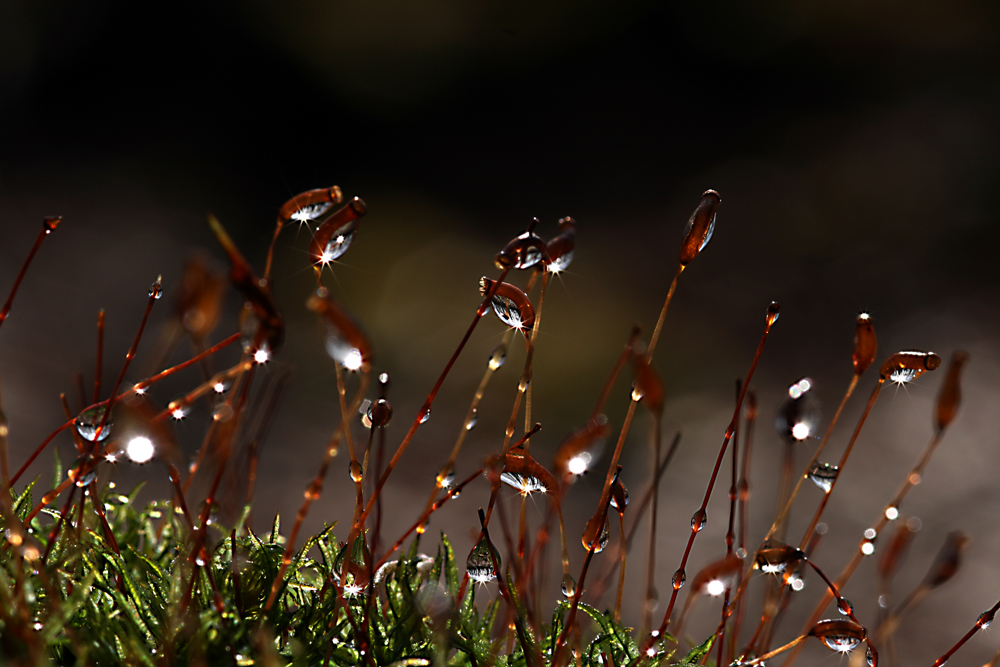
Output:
top-left (466, 535), bottom-right (500, 583)
top-left (837, 598), bottom-right (854, 616)
top-left (480, 278), bottom-right (536, 331)
top-left (808, 619), bottom-right (866, 653)
top-left (978, 610), bottom-right (994, 629)
top-left (880, 350), bottom-right (941, 383)
top-left (808, 462), bottom-right (839, 493)
top-left (350, 461), bottom-right (363, 483)
top-left (278, 186), bottom-right (343, 226)
top-left (68, 458), bottom-right (97, 487)
top-left (755, 539), bottom-right (805, 574)
top-left (679, 190), bottom-right (720, 267)
top-left (309, 197), bottom-right (367, 266)
top-left (75, 404), bottom-right (113, 443)
top-left (561, 573), bottom-right (577, 598)
top-left (691, 509), bottom-right (707, 532)
top-left (546, 217), bottom-right (577, 273)
top-left (495, 221), bottom-right (550, 270)
top-left (672, 569), bottom-right (686, 590)
top-left (367, 398), bottom-right (393, 428)
top-left (610, 478), bottom-right (629, 511)
top-left (148, 275), bottom-right (163, 300)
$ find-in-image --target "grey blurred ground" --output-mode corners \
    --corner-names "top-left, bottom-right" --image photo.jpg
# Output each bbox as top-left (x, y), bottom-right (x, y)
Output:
top-left (2, 1), bottom-right (1000, 664)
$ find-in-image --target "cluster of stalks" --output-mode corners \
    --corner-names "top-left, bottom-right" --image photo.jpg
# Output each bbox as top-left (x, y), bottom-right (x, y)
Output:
top-left (0, 185), bottom-right (993, 667)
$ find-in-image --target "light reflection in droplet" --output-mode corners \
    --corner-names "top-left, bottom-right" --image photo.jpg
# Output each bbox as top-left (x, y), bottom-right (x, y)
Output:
top-left (127, 436), bottom-right (155, 464)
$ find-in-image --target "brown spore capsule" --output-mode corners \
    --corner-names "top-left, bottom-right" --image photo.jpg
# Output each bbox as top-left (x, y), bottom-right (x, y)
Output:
top-left (552, 416), bottom-right (609, 481)
top-left (495, 223), bottom-right (550, 271)
top-left (808, 619), bottom-right (866, 653)
top-left (923, 531), bottom-right (969, 588)
top-left (879, 350), bottom-right (942, 383)
top-left (309, 197), bottom-right (367, 266)
top-left (679, 189), bottom-right (720, 267)
top-left (690, 553), bottom-right (742, 595)
top-left (935, 351), bottom-right (969, 432)
top-left (853, 312), bottom-right (878, 375)
top-left (480, 277), bottom-right (536, 331)
top-left (278, 186), bottom-right (344, 226)
top-left (546, 217), bottom-right (577, 273)
top-left (307, 290), bottom-right (374, 372)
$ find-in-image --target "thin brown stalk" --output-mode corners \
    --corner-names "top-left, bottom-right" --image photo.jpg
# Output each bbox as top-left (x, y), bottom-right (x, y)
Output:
top-left (0, 217), bottom-right (60, 332)
top-left (94, 310), bottom-right (105, 404)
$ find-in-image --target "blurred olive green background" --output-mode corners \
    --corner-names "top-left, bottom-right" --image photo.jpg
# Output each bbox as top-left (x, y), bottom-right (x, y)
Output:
top-left (2, 1), bottom-right (1000, 663)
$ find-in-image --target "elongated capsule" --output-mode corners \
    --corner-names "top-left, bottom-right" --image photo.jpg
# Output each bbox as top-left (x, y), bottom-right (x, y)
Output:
top-left (808, 619), bottom-right (866, 653)
top-left (278, 186), bottom-right (344, 226)
top-left (309, 196), bottom-right (368, 266)
top-left (495, 219), bottom-right (550, 270)
top-left (923, 531), bottom-right (969, 588)
top-left (174, 256), bottom-right (226, 341)
top-left (546, 217), bottom-right (577, 273)
top-left (935, 351), bottom-right (968, 432)
top-left (691, 553), bottom-right (742, 595)
top-left (497, 447), bottom-right (558, 496)
top-left (632, 349), bottom-right (665, 415)
top-left (209, 215), bottom-right (285, 353)
top-left (878, 518), bottom-right (918, 580)
top-left (755, 539), bottom-right (805, 574)
top-left (853, 313), bottom-right (878, 375)
top-left (679, 190), bottom-right (720, 267)
top-left (307, 290), bottom-right (374, 372)
top-left (879, 351), bottom-right (941, 383)
top-left (480, 277), bottom-right (535, 330)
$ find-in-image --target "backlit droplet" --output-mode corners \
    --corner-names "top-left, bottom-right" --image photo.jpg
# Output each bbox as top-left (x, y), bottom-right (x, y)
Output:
top-left (148, 275), bottom-right (163, 300)
top-left (885, 506), bottom-right (899, 521)
top-left (488, 345), bottom-right (507, 371)
top-left (437, 465), bottom-right (456, 489)
top-left (610, 478), bottom-right (629, 511)
top-left (466, 535), bottom-right (500, 583)
top-left (853, 313), bottom-right (878, 375)
top-left (68, 459), bottom-right (97, 487)
top-left (672, 569), bottom-right (686, 590)
top-left (880, 350), bottom-right (942, 383)
top-left (561, 573), bottom-right (577, 598)
top-left (691, 509), bottom-right (707, 532)
top-left (419, 406), bottom-right (431, 424)
top-left (367, 398), bottom-right (393, 428)
top-left (350, 461), bottom-right (363, 484)
top-left (495, 221), bottom-right (550, 270)
top-left (766, 301), bottom-right (781, 327)
top-left (679, 190), bottom-right (720, 267)
top-left (691, 554), bottom-right (742, 595)
top-left (465, 409), bottom-right (478, 431)
top-left (126, 436), bottom-right (155, 464)
top-left (309, 197), bottom-right (367, 266)
top-left (500, 471), bottom-right (547, 495)
top-left (861, 540), bottom-right (875, 556)
top-left (755, 540), bottom-right (806, 574)
top-left (775, 377), bottom-right (820, 442)
top-left (837, 598), bottom-right (854, 616)
top-left (594, 520), bottom-right (610, 553)
top-left (978, 610), bottom-right (994, 629)
top-left (864, 528), bottom-right (877, 540)
top-left (308, 290), bottom-right (373, 371)
top-left (546, 217), bottom-right (576, 273)
top-left (553, 416), bottom-right (608, 481)
top-left (279, 186), bottom-right (343, 226)
top-left (75, 405), bottom-right (113, 443)
top-left (808, 462), bottom-right (839, 493)
top-left (809, 619), bottom-right (866, 653)
top-left (479, 278), bottom-right (536, 331)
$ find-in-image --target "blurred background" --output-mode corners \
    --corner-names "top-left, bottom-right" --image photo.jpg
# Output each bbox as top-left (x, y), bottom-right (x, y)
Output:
top-left (2, 0), bottom-right (1000, 663)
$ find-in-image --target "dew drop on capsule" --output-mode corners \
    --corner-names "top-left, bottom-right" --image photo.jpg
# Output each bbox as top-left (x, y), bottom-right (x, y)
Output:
top-left (561, 573), bottom-right (577, 598)
top-left (808, 619), bottom-right (865, 653)
top-left (808, 462), bottom-right (839, 493)
top-left (880, 350), bottom-right (941, 383)
top-left (853, 313), bottom-right (878, 375)
top-left (766, 301), bottom-right (781, 327)
top-left (75, 405), bottom-right (113, 443)
top-left (466, 536), bottom-right (500, 583)
top-left (679, 190), bottom-right (720, 267)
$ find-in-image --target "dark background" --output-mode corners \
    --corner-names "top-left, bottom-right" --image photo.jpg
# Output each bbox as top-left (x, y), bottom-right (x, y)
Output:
top-left (2, 1), bottom-right (1000, 664)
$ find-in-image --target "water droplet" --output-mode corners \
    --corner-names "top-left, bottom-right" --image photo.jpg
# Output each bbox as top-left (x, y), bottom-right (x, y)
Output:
top-left (465, 409), bottom-right (478, 431)
top-left (554, 416), bottom-right (608, 481)
top-left (75, 404), bottom-right (113, 443)
top-left (195, 554), bottom-right (206, 567)
top-left (775, 377), bottom-right (820, 442)
top-left (308, 292), bottom-right (372, 371)
top-left (350, 461), bottom-right (363, 483)
top-left (885, 506), bottom-right (899, 521)
top-left (466, 535), bottom-right (500, 583)
top-left (419, 406), bottom-right (432, 424)
top-left (864, 528), bottom-right (877, 540)
top-left (692, 554), bottom-right (742, 595)
top-left (867, 647), bottom-right (875, 667)
top-left (880, 350), bottom-right (942, 383)
top-left (378, 372), bottom-right (389, 386)
top-left (679, 190), bottom-right (720, 266)
top-left (148, 275), bottom-right (163, 300)
top-left (672, 569), bottom-right (686, 590)
top-left (610, 478), bottom-right (629, 511)
top-left (367, 398), bottom-right (393, 428)
top-left (495, 224), bottom-right (549, 270)
top-left (691, 509), bottom-right (707, 532)
top-left (437, 466), bottom-right (456, 489)
top-left (878, 595), bottom-right (889, 608)
top-left (735, 547), bottom-right (747, 559)
top-left (68, 458), bottom-right (97, 487)
top-left (861, 540), bottom-right (875, 556)
top-left (837, 598), bottom-right (854, 616)
top-left (808, 462), bottom-right (839, 492)
top-left (546, 217), bottom-right (576, 273)
top-left (597, 521), bottom-right (610, 552)
top-left (304, 481), bottom-right (322, 501)
top-left (279, 186), bottom-right (343, 226)
top-left (978, 610), bottom-right (994, 629)
top-left (309, 197), bottom-right (366, 266)
top-left (853, 312), bottom-right (878, 375)
top-left (755, 540), bottom-right (805, 574)
top-left (488, 345), bottom-right (507, 370)
top-left (500, 472), bottom-right (547, 495)
top-left (480, 277), bottom-right (536, 330)
top-left (808, 619), bottom-right (865, 653)
top-left (561, 573), bottom-right (577, 598)
top-left (766, 301), bottom-right (781, 326)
